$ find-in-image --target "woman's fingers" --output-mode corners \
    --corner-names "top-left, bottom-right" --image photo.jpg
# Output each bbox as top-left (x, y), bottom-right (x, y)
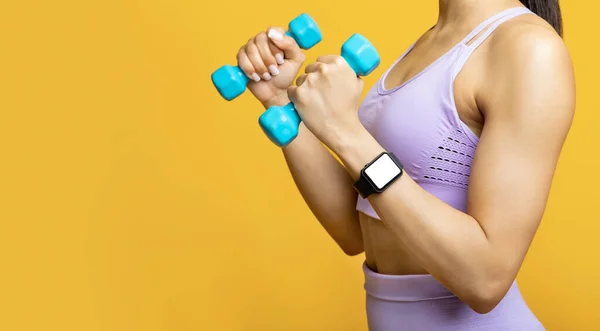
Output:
top-left (296, 74), bottom-right (307, 86)
top-left (245, 37), bottom-right (271, 81)
top-left (255, 32), bottom-right (280, 77)
top-left (269, 41), bottom-right (285, 66)
top-left (305, 62), bottom-right (325, 74)
top-left (237, 44), bottom-right (261, 82)
top-left (267, 27), bottom-right (305, 63)
top-left (235, 26), bottom-right (292, 83)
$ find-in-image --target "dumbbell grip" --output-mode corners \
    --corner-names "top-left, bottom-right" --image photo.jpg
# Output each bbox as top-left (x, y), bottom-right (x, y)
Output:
top-left (225, 30), bottom-right (295, 88)
top-left (260, 55), bottom-right (364, 147)
top-left (212, 13), bottom-right (322, 101)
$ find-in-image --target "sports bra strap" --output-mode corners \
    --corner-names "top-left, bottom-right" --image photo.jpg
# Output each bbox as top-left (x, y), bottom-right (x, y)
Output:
top-left (451, 7), bottom-right (532, 81)
top-left (459, 7), bottom-right (532, 47)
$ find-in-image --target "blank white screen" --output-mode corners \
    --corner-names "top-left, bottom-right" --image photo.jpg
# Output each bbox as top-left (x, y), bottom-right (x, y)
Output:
top-left (364, 154), bottom-right (401, 189)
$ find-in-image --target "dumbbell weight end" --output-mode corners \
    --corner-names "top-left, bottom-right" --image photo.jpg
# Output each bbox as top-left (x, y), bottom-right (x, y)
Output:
top-left (211, 65), bottom-right (251, 101)
top-left (258, 102), bottom-right (301, 147)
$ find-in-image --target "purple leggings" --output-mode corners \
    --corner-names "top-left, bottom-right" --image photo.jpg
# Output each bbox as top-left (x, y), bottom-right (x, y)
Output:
top-left (363, 263), bottom-right (545, 330)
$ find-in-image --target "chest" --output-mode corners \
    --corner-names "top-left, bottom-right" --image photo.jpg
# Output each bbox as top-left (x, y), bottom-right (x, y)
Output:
top-left (366, 41), bottom-right (484, 141)
top-left (383, 36), bottom-right (459, 91)
top-left (357, 47), bottom-right (480, 182)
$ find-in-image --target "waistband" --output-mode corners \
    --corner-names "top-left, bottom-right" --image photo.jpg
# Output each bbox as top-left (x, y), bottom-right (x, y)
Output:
top-left (363, 262), bottom-right (458, 302)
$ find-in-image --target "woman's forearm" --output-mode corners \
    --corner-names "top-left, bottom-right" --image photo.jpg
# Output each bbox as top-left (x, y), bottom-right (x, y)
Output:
top-left (366, 175), bottom-right (502, 312)
top-left (282, 123), bottom-right (363, 255)
top-left (333, 128), bottom-right (510, 312)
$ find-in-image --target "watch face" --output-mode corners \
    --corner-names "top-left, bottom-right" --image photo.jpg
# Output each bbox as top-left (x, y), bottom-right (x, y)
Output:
top-left (365, 153), bottom-right (402, 190)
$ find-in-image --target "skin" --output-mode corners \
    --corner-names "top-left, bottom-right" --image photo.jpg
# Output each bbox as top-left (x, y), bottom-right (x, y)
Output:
top-left (237, 0), bottom-right (575, 314)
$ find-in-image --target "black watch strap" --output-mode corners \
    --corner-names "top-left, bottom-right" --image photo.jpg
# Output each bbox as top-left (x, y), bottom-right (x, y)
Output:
top-left (353, 174), bottom-right (375, 199)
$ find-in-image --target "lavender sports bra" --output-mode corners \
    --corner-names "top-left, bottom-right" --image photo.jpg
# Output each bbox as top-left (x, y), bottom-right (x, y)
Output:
top-left (356, 7), bottom-right (533, 218)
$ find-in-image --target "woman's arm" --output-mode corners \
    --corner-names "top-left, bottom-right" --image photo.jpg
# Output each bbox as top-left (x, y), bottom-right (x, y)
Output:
top-left (233, 27), bottom-right (364, 255)
top-left (329, 28), bottom-right (575, 313)
top-left (282, 118), bottom-right (363, 256)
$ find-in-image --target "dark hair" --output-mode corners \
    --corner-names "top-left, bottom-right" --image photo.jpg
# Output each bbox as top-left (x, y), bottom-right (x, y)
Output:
top-left (519, 0), bottom-right (563, 36)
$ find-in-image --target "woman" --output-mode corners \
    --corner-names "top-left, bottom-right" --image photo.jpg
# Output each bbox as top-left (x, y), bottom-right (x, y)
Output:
top-left (235, 0), bottom-right (574, 329)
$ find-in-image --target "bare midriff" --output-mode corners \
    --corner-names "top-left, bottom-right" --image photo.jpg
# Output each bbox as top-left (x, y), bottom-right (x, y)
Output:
top-left (359, 212), bottom-right (428, 275)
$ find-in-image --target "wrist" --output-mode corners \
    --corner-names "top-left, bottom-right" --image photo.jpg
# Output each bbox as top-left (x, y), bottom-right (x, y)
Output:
top-left (331, 125), bottom-right (386, 180)
top-left (262, 93), bottom-right (291, 109)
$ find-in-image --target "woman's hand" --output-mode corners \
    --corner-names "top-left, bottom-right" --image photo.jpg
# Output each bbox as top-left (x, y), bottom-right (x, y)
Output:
top-left (237, 27), bottom-right (306, 108)
top-left (288, 55), bottom-right (364, 149)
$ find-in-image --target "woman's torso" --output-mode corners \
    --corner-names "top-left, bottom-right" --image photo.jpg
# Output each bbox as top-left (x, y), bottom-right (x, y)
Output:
top-left (356, 7), bottom-right (545, 275)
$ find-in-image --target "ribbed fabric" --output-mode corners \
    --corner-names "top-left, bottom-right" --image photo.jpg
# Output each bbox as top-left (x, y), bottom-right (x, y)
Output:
top-left (364, 263), bottom-right (545, 331)
top-left (357, 7), bottom-right (532, 217)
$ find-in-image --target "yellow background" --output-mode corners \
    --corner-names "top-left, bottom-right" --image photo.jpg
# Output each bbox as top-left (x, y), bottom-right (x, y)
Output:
top-left (0, 1), bottom-right (597, 330)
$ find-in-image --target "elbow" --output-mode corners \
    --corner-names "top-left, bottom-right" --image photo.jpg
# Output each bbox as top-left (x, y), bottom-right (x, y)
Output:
top-left (333, 227), bottom-right (364, 256)
top-left (340, 243), bottom-right (364, 256)
top-left (465, 279), bottom-right (511, 314)
top-left (337, 236), bottom-right (364, 256)
top-left (468, 294), bottom-right (502, 315)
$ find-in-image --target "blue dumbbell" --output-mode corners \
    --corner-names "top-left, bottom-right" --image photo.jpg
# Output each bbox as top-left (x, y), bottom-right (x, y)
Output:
top-left (258, 33), bottom-right (380, 147)
top-left (211, 13), bottom-right (322, 101)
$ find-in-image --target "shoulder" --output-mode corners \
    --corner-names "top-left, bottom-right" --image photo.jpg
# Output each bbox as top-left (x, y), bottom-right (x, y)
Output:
top-left (485, 14), bottom-right (571, 76)
top-left (478, 15), bottom-right (575, 120)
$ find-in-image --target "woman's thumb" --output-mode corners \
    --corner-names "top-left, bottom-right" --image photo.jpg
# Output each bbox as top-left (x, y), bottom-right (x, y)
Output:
top-left (267, 27), bottom-right (305, 62)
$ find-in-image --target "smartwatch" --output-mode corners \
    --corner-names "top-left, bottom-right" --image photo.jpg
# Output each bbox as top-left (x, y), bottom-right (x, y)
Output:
top-left (353, 152), bottom-right (404, 198)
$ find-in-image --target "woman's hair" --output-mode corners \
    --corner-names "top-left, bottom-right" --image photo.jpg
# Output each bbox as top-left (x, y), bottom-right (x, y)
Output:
top-left (519, 0), bottom-right (563, 36)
